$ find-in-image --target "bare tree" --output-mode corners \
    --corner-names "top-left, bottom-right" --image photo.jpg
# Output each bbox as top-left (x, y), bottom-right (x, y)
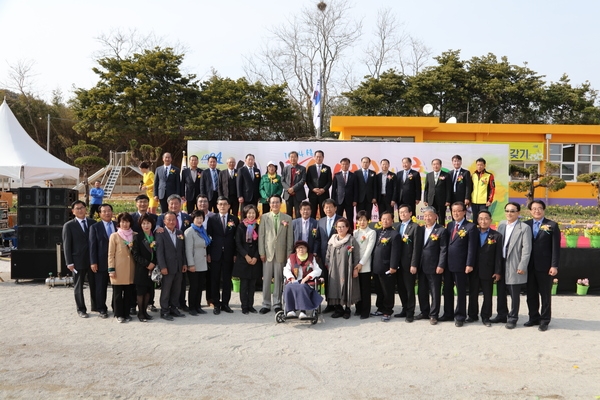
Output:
top-left (399, 36), bottom-right (432, 76)
top-left (362, 8), bottom-right (406, 79)
top-left (244, 0), bottom-right (362, 135)
top-left (94, 28), bottom-right (187, 60)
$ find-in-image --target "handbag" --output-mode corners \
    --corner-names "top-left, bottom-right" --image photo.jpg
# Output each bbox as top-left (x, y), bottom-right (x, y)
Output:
top-left (151, 265), bottom-right (162, 283)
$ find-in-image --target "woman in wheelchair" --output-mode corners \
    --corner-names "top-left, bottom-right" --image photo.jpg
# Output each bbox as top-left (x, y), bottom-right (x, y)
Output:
top-left (282, 240), bottom-right (323, 319)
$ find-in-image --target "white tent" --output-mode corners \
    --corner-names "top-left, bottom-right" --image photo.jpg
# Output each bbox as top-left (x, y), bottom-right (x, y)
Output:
top-left (0, 99), bottom-right (79, 186)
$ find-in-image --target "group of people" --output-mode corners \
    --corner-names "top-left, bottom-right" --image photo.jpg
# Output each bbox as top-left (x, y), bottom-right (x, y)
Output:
top-left (61, 150), bottom-right (558, 331)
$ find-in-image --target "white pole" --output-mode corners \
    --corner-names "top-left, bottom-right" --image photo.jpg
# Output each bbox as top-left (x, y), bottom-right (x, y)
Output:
top-left (46, 114), bottom-right (50, 152)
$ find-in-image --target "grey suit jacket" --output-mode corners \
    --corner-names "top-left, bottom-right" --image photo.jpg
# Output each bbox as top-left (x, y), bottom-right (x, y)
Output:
top-left (281, 164), bottom-right (307, 201)
top-left (497, 220), bottom-right (532, 285)
top-left (258, 212), bottom-right (294, 263)
top-left (155, 228), bottom-right (187, 275)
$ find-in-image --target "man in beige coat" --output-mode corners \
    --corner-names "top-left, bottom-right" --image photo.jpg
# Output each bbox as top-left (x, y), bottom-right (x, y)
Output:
top-left (258, 194), bottom-right (293, 314)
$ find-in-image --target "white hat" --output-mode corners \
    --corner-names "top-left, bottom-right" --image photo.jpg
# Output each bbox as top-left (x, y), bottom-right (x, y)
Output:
top-left (267, 160), bottom-right (277, 168)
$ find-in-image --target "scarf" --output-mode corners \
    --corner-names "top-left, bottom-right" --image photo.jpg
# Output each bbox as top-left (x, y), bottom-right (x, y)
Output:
top-left (243, 219), bottom-right (258, 242)
top-left (297, 253), bottom-right (308, 262)
top-left (267, 172), bottom-right (277, 180)
top-left (144, 232), bottom-right (155, 261)
top-left (328, 233), bottom-right (352, 248)
top-left (117, 228), bottom-right (134, 243)
top-left (191, 224), bottom-right (211, 246)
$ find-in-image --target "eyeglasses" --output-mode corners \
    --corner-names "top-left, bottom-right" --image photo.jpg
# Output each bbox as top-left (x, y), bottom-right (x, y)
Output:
top-left (504, 209), bottom-right (518, 213)
top-left (530, 208), bottom-right (544, 211)
top-left (73, 207), bottom-right (86, 210)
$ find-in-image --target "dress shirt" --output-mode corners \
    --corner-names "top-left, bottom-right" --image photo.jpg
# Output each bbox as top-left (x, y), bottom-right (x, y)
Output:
top-left (166, 227), bottom-right (177, 246)
top-left (399, 221), bottom-right (408, 236)
top-left (424, 225), bottom-right (434, 244)
top-left (326, 217), bottom-right (334, 235)
top-left (381, 173), bottom-right (387, 194)
top-left (503, 220), bottom-right (518, 258)
top-left (533, 219), bottom-right (542, 238)
top-left (104, 221), bottom-right (113, 236)
top-left (479, 228), bottom-right (489, 247)
top-left (164, 165), bottom-right (171, 179)
top-left (302, 218), bottom-right (309, 242)
top-left (76, 217), bottom-right (87, 232)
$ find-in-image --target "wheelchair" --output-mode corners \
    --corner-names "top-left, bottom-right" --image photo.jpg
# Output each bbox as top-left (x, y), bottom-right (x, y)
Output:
top-left (275, 277), bottom-right (324, 325)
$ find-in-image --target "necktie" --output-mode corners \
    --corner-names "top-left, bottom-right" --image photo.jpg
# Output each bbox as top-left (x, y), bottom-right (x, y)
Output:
top-left (165, 166), bottom-right (169, 179)
top-left (344, 172), bottom-right (347, 183)
top-left (404, 170), bottom-right (408, 182)
top-left (106, 222), bottom-right (112, 237)
top-left (453, 170), bottom-right (458, 192)
top-left (400, 223), bottom-right (406, 236)
top-left (435, 173), bottom-right (439, 184)
top-left (176, 215), bottom-right (180, 230)
top-left (452, 223), bottom-right (459, 240)
top-left (534, 221), bottom-right (540, 238)
top-left (291, 167), bottom-right (296, 186)
top-left (249, 167), bottom-right (254, 180)
top-left (303, 220), bottom-right (308, 241)
top-left (222, 215), bottom-right (227, 233)
top-left (327, 218), bottom-right (332, 235)
top-left (81, 219), bottom-right (87, 232)
top-left (317, 165), bottom-right (321, 178)
top-left (230, 170), bottom-right (234, 179)
top-left (212, 169), bottom-right (218, 191)
top-left (274, 213), bottom-right (279, 234)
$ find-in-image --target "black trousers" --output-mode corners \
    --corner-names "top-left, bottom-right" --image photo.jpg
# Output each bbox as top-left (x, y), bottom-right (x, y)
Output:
top-left (262, 202), bottom-right (271, 214)
top-left (239, 278), bottom-right (257, 311)
top-left (453, 271), bottom-right (468, 322)
top-left (417, 272), bottom-right (442, 318)
top-left (507, 284), bottom-right (522, 323)
top-left (336, 201), bottom-right (354, 228)
top-left (395, 268), bottom-right (417, 318)
top-left (179, 272), bottom-right (189, 308)
top-left (378, 194), bottom-right (394, 215)
top-left (89, 204), bottom-right (101, 218)
top-left (160, 271), bottom-right (182, 314)
top-left (354, 272), bottom-right (372, 318)
top-left (208, 191), bottom-right (219, 213)
top-left (73, 266), bottom-right (96, 313)
top-left (527, 269), bottom-right (553, 324)
top-left (159, 198), bottom-right (169, 214)
top-left (471, 204), bottom-right (488, 226)
top-left (229, 197), bottom-right (240, 218)
top-left (285, 196), bottom-right (302, 219)
top-left (186, 199), bottom-right (197, 214)
top-left (480, 278), bottom-right (494, 321)
top-left (211, 255), bottom-right (234, 308)
top-left (378, 273), bottom-right (396, 315)
top-left (467, 267), bottom-right (480, 320)
top-left (356, 200), bottom-right (373, 221)
top-left (112, 284), bottom-right (132, 318)
top-left (310, 194), bottom-right (329, 219)
top-left (432, 201), bottom-right (447, 225)
top-left (441, 267), bottom-right (454, 318)
top-left (188, 270), bottom-right (207, 311)
top-left (495, 263), bottom-right (509, 319)
top-left (373, 272), bottom-right (383, 311)
top-left (94, 270), bottom-right (109, 313)
top-left (205, 266), bottom-right (212, 305)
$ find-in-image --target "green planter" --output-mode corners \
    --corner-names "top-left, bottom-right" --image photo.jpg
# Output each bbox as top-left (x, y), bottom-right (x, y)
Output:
top-left (566, 235), bottom-right (579, 248)
top-left (576, 284), bottom-right (589, 296)
top-left (590, 236), bottom-right (600, 248)
top-left (232, 279), bottom-right (240, 293)
top-left (493, 283), bottom-right (497, 296)
top-left (551, 283), bottom-right (558, 295)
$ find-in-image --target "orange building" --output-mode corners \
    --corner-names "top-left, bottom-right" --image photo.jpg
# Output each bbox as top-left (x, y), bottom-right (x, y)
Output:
top-left (330, 116), bottom-right (600, 206)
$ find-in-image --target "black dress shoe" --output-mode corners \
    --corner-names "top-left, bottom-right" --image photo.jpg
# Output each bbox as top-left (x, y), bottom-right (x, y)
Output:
top-left (148, 305), bottom-right (158, 312)
top-left (538, 324), bottom-right (549, 332)
top-left (405, 317), bottom-right (414, 323)
top-left (99, 312), bottom-right (108, 319)
top-left (489, 316), bottom-right (507, 324)
top-left (181, 305), bottom-right (190, 312)
top-left (242, 309), bottom-right (249, 315)
top-left (438, 315), bottom-right (453, 322)
top-left (414, 313), bottom-right (427, 320)
top-left (524, 320), bottom-right (540, 327)
top-left (360, 315), bottom-right (369, 320)
top-left (221, 305), bottom-right (234, 313)
top-left (397, 310), bottom-right (407, 318)
top-left (144, 314), bottom-right (154, 320)
top-left (125, 316), bottom-right (133, 322)
top-left (189, 310), bottom-right (198, 316)
top-left (331, 310), bottom-right (344, 318)
top-left (172, 312), bottom-right (185, 318)
top-left (274, 307), bottom-right (283, 313)
top-left (213, 307), bottom-right (221, 315)
top-left (129, 307), bottom-right (137, 315)
top-left (342, 309), bottom-right (351, 319)
top-left (138, 315), bottom-right (148, 322)
top-left (161, 314), bottom-right (174, 321)
top-left (482, 319), bottom-right (492, 327)
top-left (196, 308), bottom-right (207, 314)
top-left (505, 322), bottom-right (516, 329)
top-left (430, 318), bottom-right (438, 325)
top-left (170, 309), bottom-right (183, 317)
top-left (249, 307), bottom-right (258, 313)
top-left (322, 305), bottom-right (335, 314)
top-left (77, 311), bottom-right (89, 318)
top-left (259, 308), bottom-right (270, 314)
top-left (466, 317), bottom-right (478, 323)
top-left (455, 320), bottom-right (464, 327)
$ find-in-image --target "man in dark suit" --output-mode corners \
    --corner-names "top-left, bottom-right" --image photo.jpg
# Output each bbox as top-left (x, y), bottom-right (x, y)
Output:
top-left (356, 156), bottom-right (378, 220)
top-left (281, 151), bottom-right (307, 218)
top-left (306, 150), bottom-right (333, 219)
top-left (416, 206), bottom-right (448, 325)
top-left (155, 212), bottom-right (188, 321)
top-left (218, 157), bottom-right (239, 217)
top-left (371, 211), bottom-right (401, 322)
top-left (199, 155), bottom-right (220, 213)
top-left (423, 158), bottom-right (451, 225)
top-left (62, 200), bottom-right (97, 318)
top-left (153, 152), bottom-right (181, 214)
top-left (524, 200), bottom-right (560, 331)
top-left (181, 154), bottom-right (203, 213)
top-left (156, 194), bottom-right (192, 310)
top-left (292, 201), bottom-right (320, 256)
top-left (376, 159), bottom-right (397, 215)
top-left (449, 155), bottom-right (472, 207)
top-left (331, 158), bottom-right (357, 225)
top-left (206, 196), bottom-right (239, 314)
top-left (475, 210), bottom-right (502, 327)
top-left (89, 203), bottom-right (117, 319)
top-left (442, 202), bottom-right (478, 327)
top-left (237, 154), bottom-right (261, 208)
top-left (317, 199), bottom-right (340, 313)
top-left (393, 204), bottom-right (422, 322)
top-left (396, 157), bottom-right (422, 215)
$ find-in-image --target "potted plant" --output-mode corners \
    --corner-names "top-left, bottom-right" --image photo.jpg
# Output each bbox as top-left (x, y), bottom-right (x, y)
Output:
top-left (576, 278), bottom-right (589, 296)
top-left (231, 277), bottom-right (241, 293)
top-left (551, 278), bottom-right (558, 295)
top-left (563, 222), bottom-right (582, 248)
top-left (585, 223), bottom-right (600, 248)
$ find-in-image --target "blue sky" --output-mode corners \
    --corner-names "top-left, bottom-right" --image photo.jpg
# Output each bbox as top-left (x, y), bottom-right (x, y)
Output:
top-left (1, 0), bottom-right (597, 102)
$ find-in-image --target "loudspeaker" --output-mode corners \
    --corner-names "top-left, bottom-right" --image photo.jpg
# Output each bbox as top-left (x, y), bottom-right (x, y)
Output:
top-left (48, 208), bottom-right (71, 226)
top-left (11, 249), bottom-right (67, 280)
top-left (18, 188), bottom-right (47, 206)
top-left (48, 188), bottom-right (78, 207)
top-left (18, 226), bottom-right (63, 250)
top-left (18, 208), bottom-right (47, 225)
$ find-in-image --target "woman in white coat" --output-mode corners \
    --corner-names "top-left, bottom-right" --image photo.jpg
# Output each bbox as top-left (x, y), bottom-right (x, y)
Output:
top-left (353, 210), bottom-right (377, 319)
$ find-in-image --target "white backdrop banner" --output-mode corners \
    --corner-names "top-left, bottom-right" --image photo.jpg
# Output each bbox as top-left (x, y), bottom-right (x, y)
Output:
top-left (188, 141), bottom-right (509, 221)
